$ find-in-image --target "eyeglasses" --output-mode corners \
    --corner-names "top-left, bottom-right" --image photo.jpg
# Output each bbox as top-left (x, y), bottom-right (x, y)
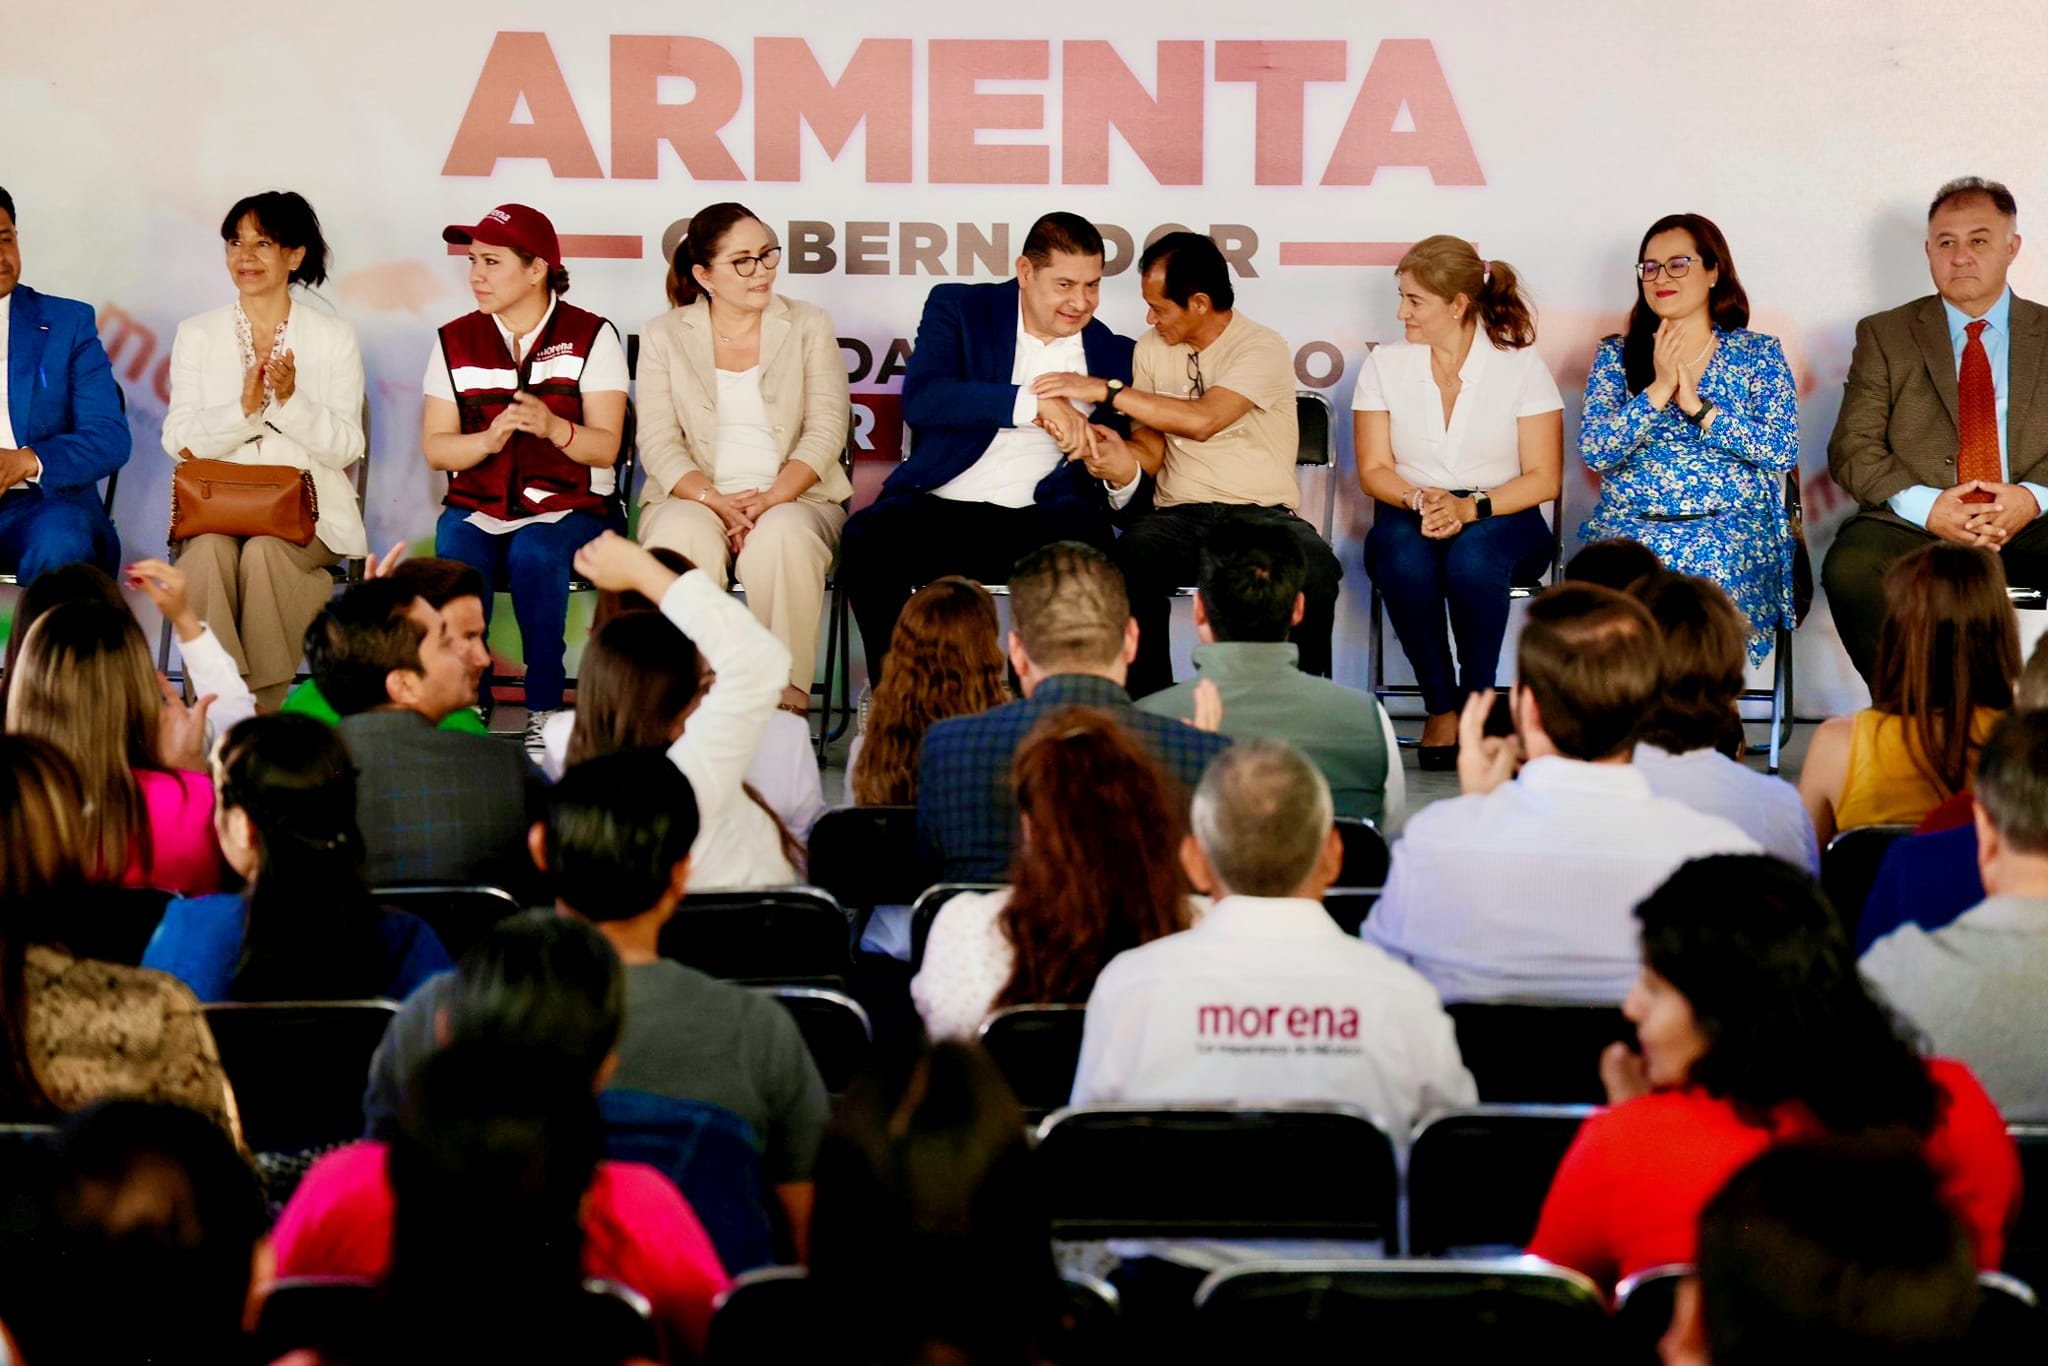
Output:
top-left (1187, 349), bottom-right (1206, 398)
top-left (726, 247), bottom-right (782, 277)
top-left (1636, 256), bottom-right (1696, 282)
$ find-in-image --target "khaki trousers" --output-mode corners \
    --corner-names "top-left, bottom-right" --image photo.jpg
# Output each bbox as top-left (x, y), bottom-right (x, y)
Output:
top-left (176, 533), bottom-right (337, 711)
top-left (639, 497), bottom-right (846, 692)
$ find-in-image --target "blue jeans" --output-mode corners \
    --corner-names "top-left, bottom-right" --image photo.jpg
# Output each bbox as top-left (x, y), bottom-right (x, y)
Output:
top-left (0, 489), bottom-right (118, 582)
top-left (434, 506), bottom-right (615, 711)
top-left (1365, 504), bottom-right (1552, 715)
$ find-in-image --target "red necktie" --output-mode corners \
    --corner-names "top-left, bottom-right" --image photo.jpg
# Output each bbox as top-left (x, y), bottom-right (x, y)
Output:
top-left (1958, 319), bottom-right (1999, 502)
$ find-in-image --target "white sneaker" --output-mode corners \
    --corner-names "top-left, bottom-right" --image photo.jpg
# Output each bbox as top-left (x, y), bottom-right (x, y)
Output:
top-left (523, 709), bottom-right (557, 756)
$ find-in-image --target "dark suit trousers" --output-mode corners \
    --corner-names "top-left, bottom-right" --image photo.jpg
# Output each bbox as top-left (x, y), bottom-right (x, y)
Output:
top-left (1823, 512), bottom-right (2048, 681)
top-left (838, 494), bottom-right (1113, 685)
top-left (1115, 503), bottom-right (1342, 698)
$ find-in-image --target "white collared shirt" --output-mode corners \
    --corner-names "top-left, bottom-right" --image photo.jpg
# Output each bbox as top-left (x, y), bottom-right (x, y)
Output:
top-left (423, 294), bottom-right (630, 535)
top-left (0, 290), bottom-right (15, 452)
top-left (1351, 338), bottom-right (1562, 492)
top-left (1634, 743), bottom-right (1818, 875)
top-left (931, 306), bottom-right (1089, 508)
top-left (1071, 895), bottom-right (1476, 1135)
top-left (1363, 756), bottom-right (1758, 1005)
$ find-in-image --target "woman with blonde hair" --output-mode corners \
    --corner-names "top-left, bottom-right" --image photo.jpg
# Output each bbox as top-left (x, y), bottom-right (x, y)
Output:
top-left (848, 577), bottom-right (1009, 806)
top-left (1355, 234), bottom-right (1564, 767)
top-left (1800, 543), bottom-right (2018, 847)
top-left (5, 601), bottom-right (224, 893)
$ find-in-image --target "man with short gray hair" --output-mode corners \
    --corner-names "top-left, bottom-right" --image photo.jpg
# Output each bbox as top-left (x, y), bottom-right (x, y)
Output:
top-left (1068, 740), bottom-right (1474, 1133)
top-left (1862, 710), bottom-right (2048, 1119)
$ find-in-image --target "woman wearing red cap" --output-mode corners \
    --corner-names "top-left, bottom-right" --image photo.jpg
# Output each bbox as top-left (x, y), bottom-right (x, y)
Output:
top-left (424, 204), bottom-right (629, 747)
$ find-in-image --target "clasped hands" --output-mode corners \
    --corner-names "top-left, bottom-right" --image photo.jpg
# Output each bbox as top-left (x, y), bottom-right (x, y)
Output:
top-left (1028, 372), bottom-right (1139, 487)
top-left (1928, 480), bottom-right (2039, 549)
top-left (1410, 487), bottom-right (1474, 539)
top-left (481, 391), bottom-right (570, 455)
top-left (1645, 319), bottom-right (1709, 417)
top-left (239, 349), bottom-right (297, 417)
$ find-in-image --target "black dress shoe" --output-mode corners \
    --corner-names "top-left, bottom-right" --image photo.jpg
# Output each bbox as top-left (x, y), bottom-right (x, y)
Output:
top-left (1418, 743), bottom-right (1459, 771)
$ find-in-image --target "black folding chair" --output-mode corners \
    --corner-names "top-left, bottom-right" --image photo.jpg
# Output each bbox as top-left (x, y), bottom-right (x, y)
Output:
top-left (1446, 1001), bottom-right (1635, 1104)
top-left (1820, 824), bottom-right (1916, 941)
top-left (1321, 888), bottom-right (1381, 937)
top-left (258, 1275), bottom-right (657, 1363)
top-left (1034, 1104), bottom-right (1398, 1243)
top-left (2007, 1125), bottom-right (2048, 1294)
top-left (659, 888), bottom-right (852, 987)
top-left (369, 884), bottom-right (523, 964)
top-left (1407, 1105), bottom-right (1595, 1257)
top-left (978, 1004), bottom-right (1087, 1122)
top-left (1192, 1259), bottom-right (1608, 1364)
top-left (1974, 1270), bottom-right (2047, 1358)
top-left (61, 886), bottom-right (172, 967)
top-left (806, 805), bottom-right (925, 936)
top-left (1613, 1264), bottom-right (1690, 1365)
top-left (201, 1000), bottom-right (398, 1155)
top-left (908, 882), bottom-right (1004, 973)
top-left (757, 985), bottom-right (871, 1095)
top-left (1333, 817), bottom-right (1391, 887)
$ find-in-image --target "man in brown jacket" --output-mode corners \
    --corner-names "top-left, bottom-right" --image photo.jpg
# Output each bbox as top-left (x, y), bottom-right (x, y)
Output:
top-left (1823, 176), bottom-right (2048, 681)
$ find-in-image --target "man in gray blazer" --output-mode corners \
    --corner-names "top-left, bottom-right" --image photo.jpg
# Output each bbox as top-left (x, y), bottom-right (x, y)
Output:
top-left (308, 578), bottom-right (547, 902)
top-left (1824, 176), bottom-right (2048, 681)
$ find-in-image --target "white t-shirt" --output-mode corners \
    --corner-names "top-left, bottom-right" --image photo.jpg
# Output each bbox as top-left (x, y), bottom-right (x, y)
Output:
top-left (711, 366), bottom-right (785, 494)
top-left (932, 307), bottom-right (1088, 508)
top-left (1351, 339), bottom-right (1562, 492)
top-left (423, 296), bottom-right (630, 535)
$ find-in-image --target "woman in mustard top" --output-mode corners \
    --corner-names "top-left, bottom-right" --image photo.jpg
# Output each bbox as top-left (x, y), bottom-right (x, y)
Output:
top-left (1801, 544), bottom-right (2017, 848)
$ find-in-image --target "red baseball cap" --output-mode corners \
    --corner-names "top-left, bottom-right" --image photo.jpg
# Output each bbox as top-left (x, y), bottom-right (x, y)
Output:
top-left (443, 204), bottom-right (561, 270)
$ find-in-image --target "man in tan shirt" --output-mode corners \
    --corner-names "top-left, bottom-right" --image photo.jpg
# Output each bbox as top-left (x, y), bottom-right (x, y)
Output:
top-left (1033, 232), bottom-right (1340, 696)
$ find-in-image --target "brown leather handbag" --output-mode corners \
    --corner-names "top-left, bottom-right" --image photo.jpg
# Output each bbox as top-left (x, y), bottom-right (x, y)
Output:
top-left (169, 453), bottom-right (319, 546)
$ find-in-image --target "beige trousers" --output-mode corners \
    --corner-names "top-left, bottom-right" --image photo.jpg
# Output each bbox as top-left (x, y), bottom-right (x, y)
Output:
top-left (176, 533), bottom-right (337, 711)
top-left (638, 497), bottom-right (847, 692)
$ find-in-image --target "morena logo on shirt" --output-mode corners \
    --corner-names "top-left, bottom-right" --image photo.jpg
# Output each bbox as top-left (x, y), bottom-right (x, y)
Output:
top-left (532, 341), bottom-right (578, 361)
top-left (1197, 1003), bottom-right (1361, 1041)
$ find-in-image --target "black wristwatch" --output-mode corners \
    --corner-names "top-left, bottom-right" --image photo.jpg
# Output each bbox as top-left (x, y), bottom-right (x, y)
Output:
top-left (1472, 489), bottom-right (1493, 520)
top-left (1681, 398), bottom-right (1715, 428)
top-left (1103, 378), bottom-right (1125, 410)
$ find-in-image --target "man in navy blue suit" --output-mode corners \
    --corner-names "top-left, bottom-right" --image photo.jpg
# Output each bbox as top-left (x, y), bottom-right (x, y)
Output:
top-left (837, 212), bottom-right (1135, 681)
top-left (0, 187), bottom-right (130, 582)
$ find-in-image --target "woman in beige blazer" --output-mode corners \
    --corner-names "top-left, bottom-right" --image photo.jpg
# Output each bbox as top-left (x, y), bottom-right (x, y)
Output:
top-left (638, 202), bottom-right (851, 714)
top-left (162, 191), bottom-right (367, 710)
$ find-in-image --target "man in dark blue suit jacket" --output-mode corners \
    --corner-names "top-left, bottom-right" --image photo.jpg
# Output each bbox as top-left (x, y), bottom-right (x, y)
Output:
top-left (0, 188), bottom-right (130, 581)
top-left (838, 212), bottom-right (1135, 680)
top-left (918, 540), bottom-right (1230, 882)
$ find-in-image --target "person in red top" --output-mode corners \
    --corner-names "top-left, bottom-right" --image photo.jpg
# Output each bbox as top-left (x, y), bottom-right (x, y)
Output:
top-left (1528, 854), bottom-right (2019, 1295)
top-left (269, 913), bottom-right (729, 1356)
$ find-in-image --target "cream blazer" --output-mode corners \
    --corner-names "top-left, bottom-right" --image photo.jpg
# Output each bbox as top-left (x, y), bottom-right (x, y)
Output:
top-left (161, 296), bottom-right (368, 556)
top-left (636, 294), bottom-right (853, 510)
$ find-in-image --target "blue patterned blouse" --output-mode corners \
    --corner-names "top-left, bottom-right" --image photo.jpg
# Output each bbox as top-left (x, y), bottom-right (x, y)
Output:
top-left (1577, 328), bottom-right (1799, 663)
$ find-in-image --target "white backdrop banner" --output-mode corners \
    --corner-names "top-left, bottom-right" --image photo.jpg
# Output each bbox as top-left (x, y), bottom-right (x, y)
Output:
top-left (12, 1), bottom-right (2048, 710)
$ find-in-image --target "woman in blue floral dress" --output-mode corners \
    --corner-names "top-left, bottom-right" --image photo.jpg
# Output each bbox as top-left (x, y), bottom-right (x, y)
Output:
top-left (1578, 213), bottom-right (1798, 663)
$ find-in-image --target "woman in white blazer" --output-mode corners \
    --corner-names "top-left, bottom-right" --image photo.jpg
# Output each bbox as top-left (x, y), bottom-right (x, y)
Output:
top-left (162, 192), bottom-right (367, 710)
top-left (638, 202), bottom-right (851, 717)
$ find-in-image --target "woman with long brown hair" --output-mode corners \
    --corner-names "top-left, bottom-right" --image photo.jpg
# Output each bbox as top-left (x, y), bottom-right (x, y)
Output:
top-left (563, 541), bottom-right (801, 887)
top-left (848, 577), bottom-right (1009, 805)
top-left (4, 601), bottom-right (224, 893)
top-left (912, 706), bottom-right (1192, 1040)
top-left (1800, 543), bottom-right (2017, 847)
top-left (1355, 234), bottom-right (1563, 766)
top-left (0, 735), bottom-right (241, 1136)
top-left (1579, 212), bottom-right (1800, 667)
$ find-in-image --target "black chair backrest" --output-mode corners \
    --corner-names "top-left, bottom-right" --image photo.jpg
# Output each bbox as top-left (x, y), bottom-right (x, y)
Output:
top-left (1972, 1271), bottom-right (2046, 1359)
top-left (1333, 818), bottom-right (1390, 887)
top-left (1613, 1264), bottom-right (1690, 1365)
top-left (807, 806), bottom-right (925, 912)
top-left (1820, 824), bottom-right (1916, 940)
top-left (706, 1265), bottom-right (813, 1366)
top-left (1447, 1002), bottom-right (1635, 1104)
top-left (202, 1000), bottom-right (397, 1154)
top-left (1034, 1105), bottom-right (1398, 1242)
top-left (2008, 1126), bottom-right (2048, 1293)
top-left (1408, 1105), bottom-right (1595, 1257)
top-left (1193, 1259), bottom-right (1608, 1362)
top-left (658, 888), bottom-right (852, 987)
top-left (978, 1005), bottom-right (1087, 1121)
top-left (908, 882), bottom-right (1005, 972)
top-left (1295, 391), bottom-right (1333, 468)
top-left (757, 986), bottom-right (872, 1095)
top-left (258, 1275), bottom-right (656, 1363)
top-left (63, 886), bottom-right (172, 966)
top-left (369, 884), bottom-right (523, 964)
top-left (1321, 888), bottom-right (1381, 938)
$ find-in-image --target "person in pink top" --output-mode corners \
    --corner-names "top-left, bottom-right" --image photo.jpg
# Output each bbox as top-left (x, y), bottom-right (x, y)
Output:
top-left (4, 596), bottom-right (226, 893)
top-left (270, 913), bottom-right (729, 1358)
top-left (1528, 855), bottom-right (2019, 1295)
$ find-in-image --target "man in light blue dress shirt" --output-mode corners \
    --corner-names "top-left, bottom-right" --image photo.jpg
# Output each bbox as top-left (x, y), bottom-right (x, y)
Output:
top-left (1824, 175), bottom-right (2048, 681)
